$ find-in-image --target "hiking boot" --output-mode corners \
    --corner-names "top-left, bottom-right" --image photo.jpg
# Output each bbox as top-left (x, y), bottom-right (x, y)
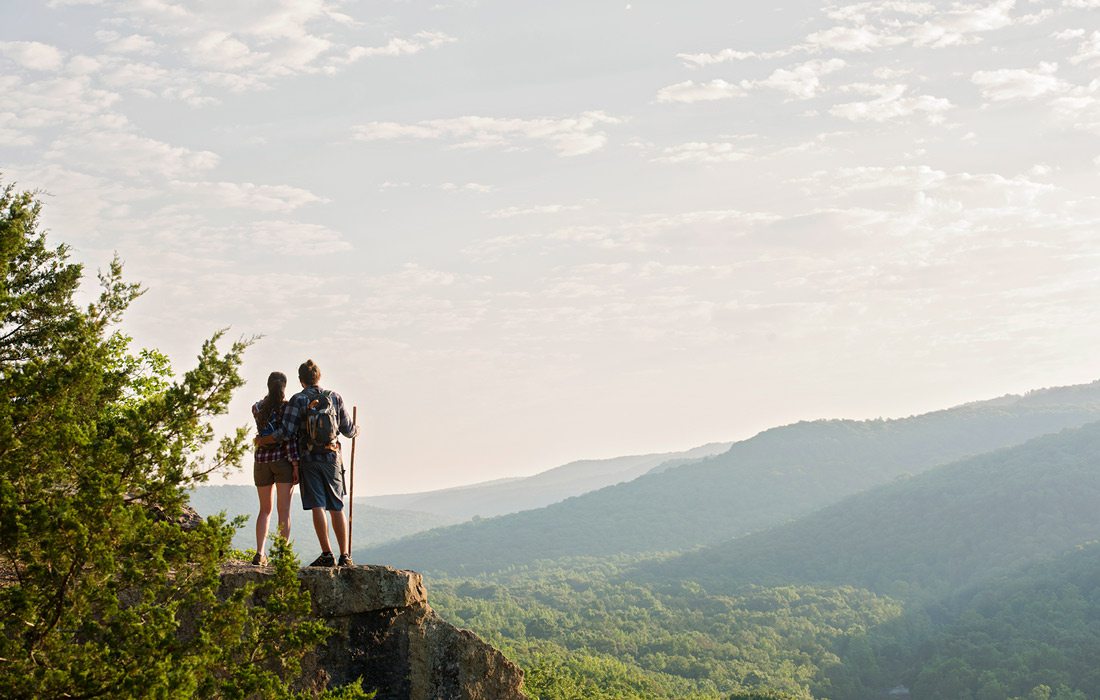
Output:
top-left (308, 551), bottom-right (335, 567)
top-left (251, 552), bottom-right (268, 566)
top-left (338, 553), bottom-right (353, 567)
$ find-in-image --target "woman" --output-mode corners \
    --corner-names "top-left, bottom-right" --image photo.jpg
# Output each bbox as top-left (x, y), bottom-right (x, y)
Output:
top-left (251, 371), bottom-right (299, 566)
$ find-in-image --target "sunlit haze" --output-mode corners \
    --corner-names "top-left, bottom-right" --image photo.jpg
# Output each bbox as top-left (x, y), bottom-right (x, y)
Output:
top-left (4, 0), bottom-right (1100, 494)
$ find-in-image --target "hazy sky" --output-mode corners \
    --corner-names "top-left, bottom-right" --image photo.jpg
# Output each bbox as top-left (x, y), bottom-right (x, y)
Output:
top-left (4, 0), bottom-right (1100, 494)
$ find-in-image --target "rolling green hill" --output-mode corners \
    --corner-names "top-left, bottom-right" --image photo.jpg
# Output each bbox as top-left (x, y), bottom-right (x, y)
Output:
top-left (424, 415), bottom-right (1100, 699)
top-left (360, 382), bottom-right (1100, 575)
top-left (637, 421), bottom-right (1100, 601)
top-left (822, 541), bottom-right (1100, 699)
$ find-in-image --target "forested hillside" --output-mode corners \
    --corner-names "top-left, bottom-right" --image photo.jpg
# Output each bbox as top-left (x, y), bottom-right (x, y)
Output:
top-left (426, 420), bottom-right (1100, 699)
top-left (364, 442), bottom-right (730, 520)
top-left (822, 541), bottom-right (1100, 699)
top-left (429, 558), bottom-right (901, 700)
top-left (362, 387), bottom-right (1100, 575)
top-left (637, 421), bottom-right (1100, 600)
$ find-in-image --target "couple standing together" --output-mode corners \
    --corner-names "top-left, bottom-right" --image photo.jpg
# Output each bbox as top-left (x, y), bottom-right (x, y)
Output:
top-left (252, 359), bottom-right (359, 567)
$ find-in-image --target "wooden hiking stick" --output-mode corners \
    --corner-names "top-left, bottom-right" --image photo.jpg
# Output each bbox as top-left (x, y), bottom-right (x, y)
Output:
top-left (349, 405), bottom-right (357, 553)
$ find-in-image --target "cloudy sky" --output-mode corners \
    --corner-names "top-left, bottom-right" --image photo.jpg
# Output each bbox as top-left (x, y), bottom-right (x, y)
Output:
top-left (3, 0), bottom-right (1100, 494)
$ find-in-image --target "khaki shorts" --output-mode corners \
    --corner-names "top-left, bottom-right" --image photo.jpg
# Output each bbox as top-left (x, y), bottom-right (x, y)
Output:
top-left (254, 458), bottom-right (294, 487)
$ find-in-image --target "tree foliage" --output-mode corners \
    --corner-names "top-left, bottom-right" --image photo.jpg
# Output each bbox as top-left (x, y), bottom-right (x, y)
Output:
top-left (0, 181), bottom-right (362, 698)
top-left (429, 557), bottom-right (901, 700)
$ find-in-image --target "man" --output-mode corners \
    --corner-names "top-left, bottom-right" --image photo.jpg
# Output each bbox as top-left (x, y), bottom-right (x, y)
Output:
top-left (258, 359), bottom-right (359, 567)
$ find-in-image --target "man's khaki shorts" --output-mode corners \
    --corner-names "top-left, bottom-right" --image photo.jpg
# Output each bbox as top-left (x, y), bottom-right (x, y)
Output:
top-left (254, 458), bottom-right (294, 487)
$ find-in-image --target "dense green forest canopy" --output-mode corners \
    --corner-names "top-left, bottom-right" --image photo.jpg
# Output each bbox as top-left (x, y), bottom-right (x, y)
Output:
top-left (822, 542), bottom-right (1100, 699)
top-left (429, 557), bottom-right (902, 700)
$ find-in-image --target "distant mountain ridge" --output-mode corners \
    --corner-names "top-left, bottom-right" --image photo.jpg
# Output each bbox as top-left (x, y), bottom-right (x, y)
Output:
top-left (361, 380), bottom-right (1100, 575)
top-left (188, 485), bottom-right (461, 553)
top-left (364, 442), bottom-right (732, 520)
top-left (636, 419), bottom-right (1100, 600)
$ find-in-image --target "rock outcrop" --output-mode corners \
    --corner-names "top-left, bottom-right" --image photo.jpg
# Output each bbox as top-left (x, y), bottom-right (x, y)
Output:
top-left (220, 564), bottom-right (527, 700)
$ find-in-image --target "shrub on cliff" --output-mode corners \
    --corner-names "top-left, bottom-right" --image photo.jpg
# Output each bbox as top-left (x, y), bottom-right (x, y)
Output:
top-left (0, 180), bottom-right (364, 698)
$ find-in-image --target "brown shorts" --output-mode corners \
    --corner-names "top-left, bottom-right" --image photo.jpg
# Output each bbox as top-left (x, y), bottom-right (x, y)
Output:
top-left (254, 458), bottom-right (294, 487)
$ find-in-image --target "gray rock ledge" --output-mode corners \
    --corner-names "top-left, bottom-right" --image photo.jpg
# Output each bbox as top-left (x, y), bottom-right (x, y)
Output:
top-left (220, 563), bottom-right (527, 700)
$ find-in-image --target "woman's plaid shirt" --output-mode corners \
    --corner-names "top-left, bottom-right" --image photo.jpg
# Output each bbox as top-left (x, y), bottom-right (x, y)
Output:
top-left (252, 401), bottom-right (300, 463)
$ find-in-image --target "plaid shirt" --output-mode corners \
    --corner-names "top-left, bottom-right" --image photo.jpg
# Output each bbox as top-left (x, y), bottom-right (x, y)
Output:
top-left (252, 401), bottom-right (300, 464)
top-left (271, 385), bottom-right (358, 458)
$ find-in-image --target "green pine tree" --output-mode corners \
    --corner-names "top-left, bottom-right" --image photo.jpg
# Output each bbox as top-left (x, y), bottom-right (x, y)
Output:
top-left (0, 180), bottom-right (369, 699)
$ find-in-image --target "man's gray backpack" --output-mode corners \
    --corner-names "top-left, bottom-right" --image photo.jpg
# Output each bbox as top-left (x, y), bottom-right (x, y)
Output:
top-left (304, 387), bottom-right (339, 452)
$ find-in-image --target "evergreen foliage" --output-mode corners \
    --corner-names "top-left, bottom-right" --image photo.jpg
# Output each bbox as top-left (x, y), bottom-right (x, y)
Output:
top-left (0, 181), bottom-right (365, 698)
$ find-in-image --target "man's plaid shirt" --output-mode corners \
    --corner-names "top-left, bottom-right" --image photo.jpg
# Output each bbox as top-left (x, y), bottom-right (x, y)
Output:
top-left (271, 385), bottom-right (358, 459)
top-left (252, 401), bottom-right (300, 463)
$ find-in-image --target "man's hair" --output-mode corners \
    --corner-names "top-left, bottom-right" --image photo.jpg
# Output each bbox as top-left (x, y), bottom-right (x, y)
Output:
top-left (298, 359), bottom-right (321, 385)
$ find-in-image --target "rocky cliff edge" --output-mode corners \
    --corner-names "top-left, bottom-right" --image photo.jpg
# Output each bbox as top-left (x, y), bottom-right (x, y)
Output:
top-left (220, 564), bottom-right (527, 700)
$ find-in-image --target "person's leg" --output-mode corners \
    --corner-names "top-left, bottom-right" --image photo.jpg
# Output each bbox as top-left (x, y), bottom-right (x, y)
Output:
top-left (329, 510), bottom-right (348, 555)
top-left (255, 484), bottom-right (273, 554)
top-left (311, 506), bottom-right (332, 552)
top-left (275, 481), bottom-right (294, 540)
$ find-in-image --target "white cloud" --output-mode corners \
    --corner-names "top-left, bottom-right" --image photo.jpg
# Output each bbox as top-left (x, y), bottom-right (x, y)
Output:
top-left (46, 130), bottom-right (219, 178)
top-left (972, 62), bottom-right (1068, 101)
top-left (3, 76), bottom-right (120, 134)
top-left (1053, 29), bottom-right (1087, 41)
top-left (191, 31), bottom-right (264, 71)
top-left (0, 41), bottom-right (65, 71)
top-left (246, 220), bottom-right (352, 255)
top-left (100, 60), bottom-right (172, 89)
top-left (1069, 31), bottom-right (1100, 66)
top-left (756, 58), bottom-right (846, 99)
top-left (488, 204), bottom-right (581, 219)
top-left (441, 182), bottom-right (495, 193)
top-left (1049, 90), bottom-right (1100, 133)
top-left (678, 0), bottom-right (1048, 70)
top-left (47, 1), bottom-right (455, 96)
top-left (873, 66), bottom-right (912, 79)
top-left (910, 0), bottom-right (1027, 48)
top-left (95, 31), bottom-right (159, 55)
top-left (676, 47), bottom-right (793, 67)
top-left (1064, 0), bottom-right (1100, 7)
top-left (66, 55), bottom-right (102, 75)
top-left (654, 142), bottom-right (751, 163)
top-left (0, 114), bottom-right (37, 147)
top-left (805, 26), bottom-right (906, 52)
top-left (656, 79), bottom-right (746, 103)
top-left (677, 48), bottom-right (758, 67)
top-left (330, 31), bottom-right (456, 69)
top-left (824, 2), bottom-right (938, 24)
top-left (820, 165), bottom-right (1057, 207)
top-left (171, 180), bottom-right (327, 212)
top-left (380, 181), bottom-right (495, 193)
top-left (352, 112), bottom-right (623, 156)
top-left (830, 84), bottom-right (953, 123)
